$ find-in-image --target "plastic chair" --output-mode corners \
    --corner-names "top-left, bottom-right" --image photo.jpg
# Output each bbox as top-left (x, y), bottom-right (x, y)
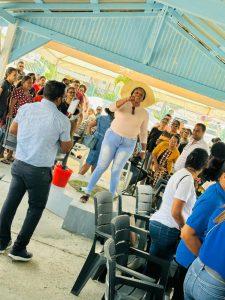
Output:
top-left (103, 215), bottom-right (171, 300)
top-left (71, 191), bottom-right (113, 296)
top-left (117, 161), bottom-right (133, 194)
top-left (153, 178), bottom-right (168, 209)
top-left (104, 239), bottom-right (164, 300)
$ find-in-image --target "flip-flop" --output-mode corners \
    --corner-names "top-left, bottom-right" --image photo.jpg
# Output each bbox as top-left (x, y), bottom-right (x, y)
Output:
top-left (80, 195), bottom-right (90, 203)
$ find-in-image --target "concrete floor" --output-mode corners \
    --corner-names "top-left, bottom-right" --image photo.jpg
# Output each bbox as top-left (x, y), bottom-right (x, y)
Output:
top-left (0, 163), bottom-right (105, 300)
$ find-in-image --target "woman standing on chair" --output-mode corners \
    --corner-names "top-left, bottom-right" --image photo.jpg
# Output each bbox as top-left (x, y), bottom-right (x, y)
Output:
top-left (80, 81), bottom-right (155, 203)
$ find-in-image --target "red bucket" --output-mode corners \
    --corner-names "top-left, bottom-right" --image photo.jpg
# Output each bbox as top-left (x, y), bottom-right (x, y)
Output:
top-left (52, 164), bottom-right (73, 188)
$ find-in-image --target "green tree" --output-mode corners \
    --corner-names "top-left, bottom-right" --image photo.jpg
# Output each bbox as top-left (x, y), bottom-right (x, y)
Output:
top-left (114, 75), bottom-right (131, 86)
top-left (40, 57), bottom-right (57, 80)
top-left (153, 103), bottom-right (173, 121)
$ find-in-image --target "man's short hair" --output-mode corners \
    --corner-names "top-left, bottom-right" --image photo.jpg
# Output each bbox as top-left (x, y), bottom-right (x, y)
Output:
top-left (17, 60), bottom-right (24, 65)
top-left (43, 80), bottom-right (66, 102)
top-left (196, 123), bottom-right (206, 133)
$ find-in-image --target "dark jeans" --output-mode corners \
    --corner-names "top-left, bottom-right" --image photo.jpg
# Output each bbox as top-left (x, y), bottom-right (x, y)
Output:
top-left (149, 220), bottom-right (180, 261)
top-left (0, 160), bottom-right (52, 251)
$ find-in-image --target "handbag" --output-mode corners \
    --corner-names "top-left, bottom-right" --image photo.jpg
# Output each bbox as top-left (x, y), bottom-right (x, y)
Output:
top-left (83, 134), bottom-right (98, 150)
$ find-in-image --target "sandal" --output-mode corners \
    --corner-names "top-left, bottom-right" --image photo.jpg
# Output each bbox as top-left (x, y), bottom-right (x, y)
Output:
top-left (1, 159), bottom-right (11, 165)
top-left (80, 194), bottom-right (90, 203)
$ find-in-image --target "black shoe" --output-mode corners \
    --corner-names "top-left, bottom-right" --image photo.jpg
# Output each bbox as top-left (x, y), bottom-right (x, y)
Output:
top-left (8, 248), bottom-right (33, 262)
top-left (0, 240), bottom-right (12, 254)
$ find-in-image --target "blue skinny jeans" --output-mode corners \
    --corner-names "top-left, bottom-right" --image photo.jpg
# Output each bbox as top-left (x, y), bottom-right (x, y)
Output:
top-left (86, 129), bottom-right (136, 196)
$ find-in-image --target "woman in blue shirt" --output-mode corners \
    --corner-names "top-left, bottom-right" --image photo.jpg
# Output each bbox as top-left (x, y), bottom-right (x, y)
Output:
top-left (173, 158), bottom-right (225, 300)
top-left (184, 206), bottom-right (225, 300)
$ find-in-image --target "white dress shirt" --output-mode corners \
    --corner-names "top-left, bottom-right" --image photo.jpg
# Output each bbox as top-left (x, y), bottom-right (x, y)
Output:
top-left (174, 138), bottom-right (209, 172)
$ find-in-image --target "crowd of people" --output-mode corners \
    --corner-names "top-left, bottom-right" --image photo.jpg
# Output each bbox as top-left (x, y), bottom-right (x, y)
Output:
top-left (0, 61), bottom-right (225, 300)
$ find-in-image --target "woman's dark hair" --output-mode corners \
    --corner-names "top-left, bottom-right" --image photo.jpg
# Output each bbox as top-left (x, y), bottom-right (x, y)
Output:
top-left (212, 137), bottom-right (222, 144)
top-left (79, 84), bottom-right (87, 93)
top-left (201, 142), bottom-right (225, 181)
top-left (16, 75), bottom-right (32, 88)
top-left (43, 80), bottom-right (66, 102)
top-left (131, 87), bottom-right (146, 100)
top-left (73, 79), bottom-right (80, 84)
top-left (161, 131), bottom-right (172, 139)
top-left (27, 72), bottom-right (36, 83)
top-left (211, 142), bottom-right (225, 160)
top-left (171, 134), bottom-right (180, 144)
top-left (185, 148), bottom-right (209, 171)
top-left (66, 86), bottom-right (75, 93)
top-left (105, 107), bottom-right (114, 120)
top-left (166, 113), bottom-right (172, 118)
top-left (39, 76), bottom-right (46, 80)
top-left (172, 119), bottom-right (181, 127)
top-left (27, 72), bottom-right (35, 77)
top-left (4, 67), bottom-right (17, 80)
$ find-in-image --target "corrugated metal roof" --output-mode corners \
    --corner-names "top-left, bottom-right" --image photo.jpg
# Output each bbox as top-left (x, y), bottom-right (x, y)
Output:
top-left (11, 13), bottom-right (225, 95)
top-left (151, 20), bottom-right (225, 92)
top-left (24, 16), bottom-right (155, 62)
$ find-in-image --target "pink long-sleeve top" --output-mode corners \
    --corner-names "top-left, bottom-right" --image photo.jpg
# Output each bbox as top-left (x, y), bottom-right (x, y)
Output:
top-left (109, 101), bottom-right (149, 143)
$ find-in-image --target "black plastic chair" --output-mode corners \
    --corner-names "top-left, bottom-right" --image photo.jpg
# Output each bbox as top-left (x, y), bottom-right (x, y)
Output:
top-left (103, 234), bottom-right (169, 299)
top-left (118, 185), bottom-right (155, 229)
top-left (111, 215), bottom-right (171, 291)
top-left (153, 178), bottom-right (168, 210)
top-left (71, 191), bottom-right (113, 296)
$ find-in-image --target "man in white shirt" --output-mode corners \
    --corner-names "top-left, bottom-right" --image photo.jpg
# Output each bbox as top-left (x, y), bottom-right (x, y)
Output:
top-left (174, 123), bottom-right (209, 172)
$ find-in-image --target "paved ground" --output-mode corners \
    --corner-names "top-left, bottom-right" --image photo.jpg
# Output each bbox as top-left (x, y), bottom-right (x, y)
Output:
top-left (0, 163), bottom-right (105, 300)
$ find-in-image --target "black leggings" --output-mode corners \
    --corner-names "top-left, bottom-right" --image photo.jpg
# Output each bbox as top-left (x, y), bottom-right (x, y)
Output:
top-left (172, 263), bottom-right (188, 300)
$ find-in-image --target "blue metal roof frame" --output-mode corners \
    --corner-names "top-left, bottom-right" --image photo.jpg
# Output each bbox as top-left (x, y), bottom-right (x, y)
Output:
top-left (0, 1), bottom-right (224, 102)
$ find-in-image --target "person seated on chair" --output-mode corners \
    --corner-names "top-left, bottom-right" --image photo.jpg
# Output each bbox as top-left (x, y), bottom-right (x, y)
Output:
top-left (149, 148), bottom-right (209, 261)
top-left (150, 134), bottom-right (180, 187)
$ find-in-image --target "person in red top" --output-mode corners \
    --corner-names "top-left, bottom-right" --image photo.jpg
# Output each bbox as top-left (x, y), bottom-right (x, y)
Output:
top-left (8, 76), bottom-right (33, 118)
top-left (79, 84), bottom-right (89, 114)
top-left (32, 76), bottom-right (46, 94)
top-left (2, 76), bottom-right (33, 164)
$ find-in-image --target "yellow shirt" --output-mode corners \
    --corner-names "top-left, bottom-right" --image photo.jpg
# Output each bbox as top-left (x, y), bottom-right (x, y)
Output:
top-left (152, 141), bottom-right (180, 173)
